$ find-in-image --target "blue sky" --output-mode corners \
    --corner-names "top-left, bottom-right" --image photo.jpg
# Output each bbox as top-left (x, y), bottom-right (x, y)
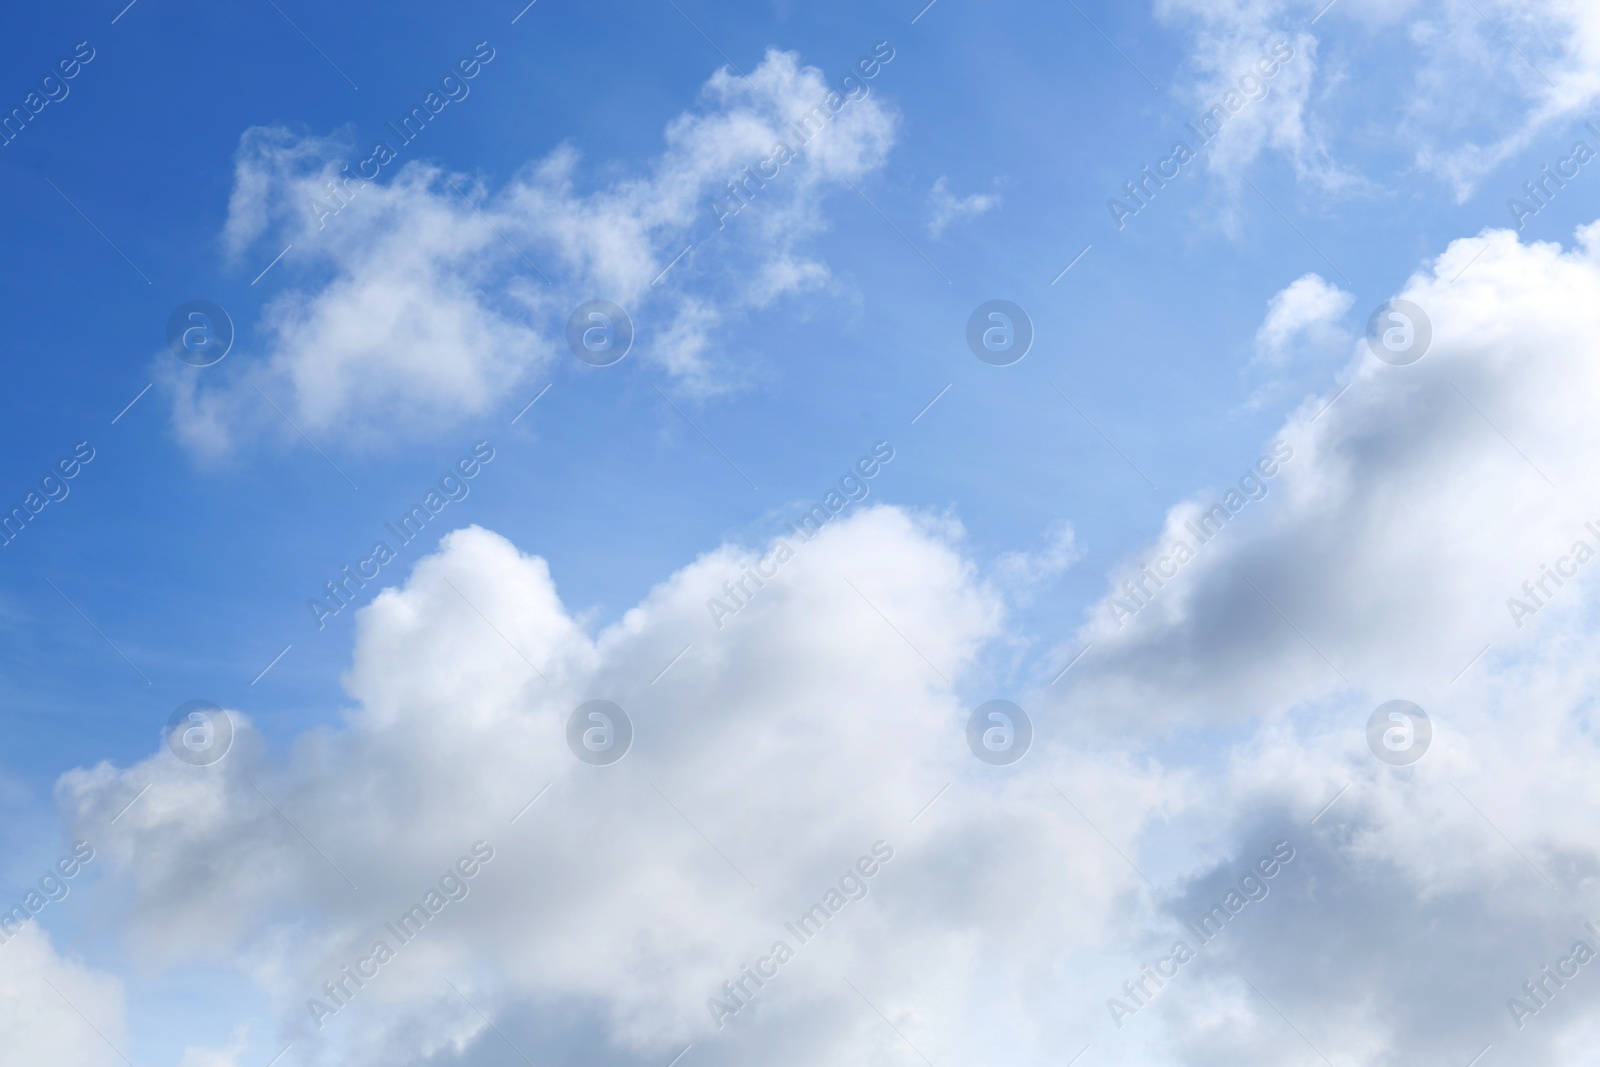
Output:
top-left (7, 0), bottom-right (1600, 1065)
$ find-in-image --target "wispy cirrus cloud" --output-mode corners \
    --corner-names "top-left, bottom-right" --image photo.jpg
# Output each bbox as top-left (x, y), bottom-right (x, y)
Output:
top-left (1158, 0), bottom-right (1600, 200)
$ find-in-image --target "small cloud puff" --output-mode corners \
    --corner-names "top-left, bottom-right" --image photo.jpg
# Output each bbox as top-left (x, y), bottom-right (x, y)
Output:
top-left (925, 176), bottom-right (1001, 237)
top-left (1253, 272), bottom-right (1354, 366)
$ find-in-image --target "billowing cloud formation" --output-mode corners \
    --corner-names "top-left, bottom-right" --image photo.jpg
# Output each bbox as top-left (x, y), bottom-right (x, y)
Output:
top-left (61, 171), bottom-right (1600, 1067)
top-left (177, 48), bottom-right (897, 451)
top-left (1044, 220), bottom-right (1600, 1059)
top-left (1063, 222), bottom-right (1600, 726)
top-left (58, 511), bottom-right (1173, 1067)
top-left (63, 199), bottom-right (1600, 1060)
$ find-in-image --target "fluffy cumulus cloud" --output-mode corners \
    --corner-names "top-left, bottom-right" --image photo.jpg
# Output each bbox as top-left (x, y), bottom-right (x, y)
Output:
top-left (175, 48), bottom-right (897, 452)
top-left (1041, 219), bottom-right (1600, 1062)
top-left (53, 511), bottom-right (1175, 1067)
top-left (50, 37), bottom-right (1600, 1048)
top-left (1063, 221), bottom-right (1600, 724)
top-left (1158, 0), bottom-right (1600, 198)
top-left (37, 215), bottom-right (1600, 1065)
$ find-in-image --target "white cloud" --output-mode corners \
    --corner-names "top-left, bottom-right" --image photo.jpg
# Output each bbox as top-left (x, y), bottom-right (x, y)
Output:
top-left (1252, 272), bottom-right (1354, 365)
top-left (1400, 0), bottom-right (1600, 199)
top-left (71, 40), bottom-right (1600, 1046)
top-left (1159, 0), bottom-right (1600, 199)
top-left (180, 49), bottom-right (897, 452)
top-left (925, 177), bottom-right (1000, 237)
top-left (1061, 222), bottom-right (1600, 727)
top-left (1031, 220), bottom-right (1600, 1062)
top-left (0, 923), bottom-right (126, 1067)
top-left (57, 511), bottom-right (1174, 1066)
top-left (1239, 271), bottom-right (1357, 411)
top-left (1154, 0), bottom-right (1339, 190)
top-left (72, 218), bottom-right (1600, 1063)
